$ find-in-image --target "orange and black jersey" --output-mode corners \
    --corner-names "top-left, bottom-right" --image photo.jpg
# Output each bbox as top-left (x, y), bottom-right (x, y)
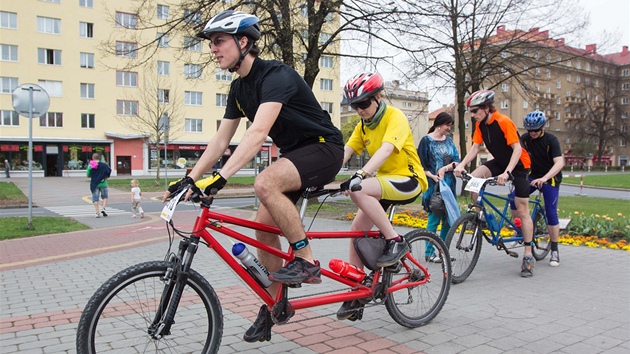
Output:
top-left (472, 111), bottom-right (531, 170)
top-left (521, 131), bottom-right (563, 183)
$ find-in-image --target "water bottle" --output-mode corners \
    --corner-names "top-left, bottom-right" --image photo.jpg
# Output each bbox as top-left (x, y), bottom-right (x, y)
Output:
top-left (486, 213), bottom-right (500, 233)
top-left (232, 243), bottom-right (273, 288)
top-left (329, 259), bottom-right (366, 282)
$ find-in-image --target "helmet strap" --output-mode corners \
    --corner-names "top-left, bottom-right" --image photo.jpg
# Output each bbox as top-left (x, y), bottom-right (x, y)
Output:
top-left (229, 35), bottom-right (253, 73)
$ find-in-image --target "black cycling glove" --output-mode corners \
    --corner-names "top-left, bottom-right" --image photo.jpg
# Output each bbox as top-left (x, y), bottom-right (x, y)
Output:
top-left (167, 175), bottom-right (195, 194)
top-left (340, 173), bottom-right (363, 192)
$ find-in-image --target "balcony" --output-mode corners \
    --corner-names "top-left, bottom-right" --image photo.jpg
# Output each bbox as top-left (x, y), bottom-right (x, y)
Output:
top-left (564, 96), bottom-right (583, 105)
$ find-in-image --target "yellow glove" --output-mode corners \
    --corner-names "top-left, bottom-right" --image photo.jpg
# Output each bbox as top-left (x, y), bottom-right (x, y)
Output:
top-left (195, 172), bottom-right (227, 196)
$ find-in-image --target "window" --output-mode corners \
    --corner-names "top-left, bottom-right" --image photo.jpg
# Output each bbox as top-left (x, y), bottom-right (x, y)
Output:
top-left (1, 44), bottom-right (18, 61)
top-left (585, 63), bottom-right (591, 71)
top-left (321, 102), bottom-right (333, 114)
top-left (622, 83), bottom-right (630, 91)
top-left (0, 77), bottom-right (18, 93)
top-left (501, 51), bottom-right (508, 59)
top-left (402, 102), bottom-right (413, 108)
top-left (621, 139), bottom-right (627, 147)
top-left (546, 87), bottom-right (551, 93)
top-left (320, 56), bottom-right (333, 68)
top-left (622, 97), bottom-right (629, 105)
top-left (157, 33), bottom-right (170, 48)
top-left (78, 52), bottom-right (94, 69)
top-left (594, 79), bottom-right (599, 88)
top-left (39, 112), bottom-right (63, 127)
top-left (216, 93), bottom-right (228, 107)
top-left (215, 69), bottom-right (232, 81)
top-left (37, 16), bottom-right (61, 34)
top-left (535, 68), bottom-right (540, 76)
top-left (80, 83), bottom-right (95, 99)
top-left (185, 118), bottom-right (203, 132)
top-left (566, 74), bottom-right (571, 82)
top-left (81, 113), bottom-right (95, 128)
top-left (79, 0), bottom-right (93, 8)
top-left (556, 81), bottom-right (561, 89)
top-left (79, 22), bottom-right (93, 38)
top-left (41, 0), bottom-right (60, 2)
top-left (183, 9), bottom-right (202, 24)
top-left (320, 78), bottom-right (333, 91)
top-left (622, 69), bottom-right (629, 77)
top-left (115, 12), bottom-right (137, 29)
top-left (300, 3), bottom-right (308, 17)
top-left (38, 48), bottom-right (61, 65)
top-left (0, 12), bottom-right (17, 29)
top-left (116, 71), bottom-right (137, 87)
top-left (117, 100), bottom-right (138, 115)
top-left (523, 100), bottom-right (528, 109)
top-left (116, 42), bottom-right (137, 58)
top-left (556, 97), bottom-right (561, 105)
top-left (319, 33), bottom-right (331, 45)
top-left (38, 80), bottom-right (63, 97)
top-left (501, 83), bottom-right (508, 92)
top-left (158, 61), bottom-right (170, 75)
top-left (184, 64), bottom-right (202, 78)
top-left (501, 100), bottom-right (508, 109)
top-left (185, 91), bottom-right (202, 105)
top-left (183, 36), bottom-right (202, 52)
top-left (576, 76), bottom-right (581, 83)
top-left (576, 61), bottom-right (581, 69)
top-left (158, 89), bottom-right (170, 104)
top-left (1, 110), bottom-right (19, 126)
top-left (546, 70), bottom-right (551, 79)
top-left (566, 60), bottom-right (572, 67)
top-left (157, 5), bottom-right (169, 19)
top-left (622, 111), bottom-right (628, 119)
top-left (566, 90), bottom-right (571, 97)
top-left (556, 112), bottom-right (560, 120)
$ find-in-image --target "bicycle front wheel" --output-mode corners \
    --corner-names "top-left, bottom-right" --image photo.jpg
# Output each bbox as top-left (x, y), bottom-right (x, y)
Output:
top-left (532, 209), bottom-right (551, 260)
top-left (445, 213), bottom-right (483, 284)
top-left (384, 230), bottom-right (451, 328)
top-left (77, 261), bottom-right (223, 354)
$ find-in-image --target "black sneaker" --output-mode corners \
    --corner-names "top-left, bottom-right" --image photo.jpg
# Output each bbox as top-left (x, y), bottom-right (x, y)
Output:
top-left (243, 305), bottom-right (273, 342)
top-left (337, 300), bottom-right (363, 321)
top-left (376, 238), bottom-right (409, 267)
top-left (101, 209), bottom-right (108, 217)
top-left (269, 257), bottom-right (321, 284)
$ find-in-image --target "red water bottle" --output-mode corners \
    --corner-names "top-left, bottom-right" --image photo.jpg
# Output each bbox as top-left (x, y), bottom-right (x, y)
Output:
top-left (329, 259), bottom-right (366, 282)
top-left (514, 217), bottom-right (522, 230)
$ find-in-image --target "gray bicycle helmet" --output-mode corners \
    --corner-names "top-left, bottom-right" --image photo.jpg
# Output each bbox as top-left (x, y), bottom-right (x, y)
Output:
top-left (196, 10), bottom-right (260, 41)
top-left (523, 110), bottom-right (546, 131)
top-left (466, 89), bottom-right (495, 107)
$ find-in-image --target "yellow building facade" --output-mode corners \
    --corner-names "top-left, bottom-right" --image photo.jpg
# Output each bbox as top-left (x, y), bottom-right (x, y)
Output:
top-left (0, 0), bottom-right (341, 177)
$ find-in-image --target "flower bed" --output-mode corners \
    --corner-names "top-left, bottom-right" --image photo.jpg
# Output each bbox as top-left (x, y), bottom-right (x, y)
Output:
top-left (345, 210), bottom-right (630, 252)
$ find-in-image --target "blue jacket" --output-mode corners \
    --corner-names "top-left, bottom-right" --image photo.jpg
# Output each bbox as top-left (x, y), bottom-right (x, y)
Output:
top-left (88, 162), bottom-right (111, 192)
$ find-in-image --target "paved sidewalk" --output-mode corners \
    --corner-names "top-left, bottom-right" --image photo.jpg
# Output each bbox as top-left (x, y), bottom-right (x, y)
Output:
top-left (0, 177), bottom-right (629, 353)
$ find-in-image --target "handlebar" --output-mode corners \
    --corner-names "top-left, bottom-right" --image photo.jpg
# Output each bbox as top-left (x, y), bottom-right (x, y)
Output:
top-left (458, 170), bottom-right (514, 187)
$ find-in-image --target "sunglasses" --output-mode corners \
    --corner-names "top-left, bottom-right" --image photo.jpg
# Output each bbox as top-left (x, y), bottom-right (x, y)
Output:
top-left (528, 128), bottom-right (542, 133)
top-left (469, 107), bottom-right (481, 114)
top-left (351, 99), bottom-right (373, 110)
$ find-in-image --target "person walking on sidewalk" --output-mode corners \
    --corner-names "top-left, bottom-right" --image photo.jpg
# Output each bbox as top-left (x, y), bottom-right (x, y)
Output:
top-left (163, 10), bottom-right (344, 343)
top-left (4, 159), bottom-right (10, 178)
top-left (130, 179), bottom-right (144, 218)
top-left (87, 153), bottom-right (111, 218)
top-left (453, 90), bottom-right (535, 277)
top-left (510, 110), bottom-right (564, 266)
top-left (336, 71), bottom-right (427, 320)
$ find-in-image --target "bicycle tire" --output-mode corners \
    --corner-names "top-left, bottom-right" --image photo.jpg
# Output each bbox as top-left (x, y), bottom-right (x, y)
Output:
top-left (384, 230), bottom-right (451, 328)
top-left (76, 261), bottom-right (223, 354)
top-left (532, 209), bottom-right (551, 260)
top-left (445, 213), bottom-right (483, 284)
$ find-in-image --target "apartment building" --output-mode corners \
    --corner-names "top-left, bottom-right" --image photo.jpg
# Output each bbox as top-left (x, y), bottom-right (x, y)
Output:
top-left (0, 0), bottom-right (342, 177)
top-left (471, 26), bottom-right (630, 167)
top-left (339, 80), bottom-right (430, 168)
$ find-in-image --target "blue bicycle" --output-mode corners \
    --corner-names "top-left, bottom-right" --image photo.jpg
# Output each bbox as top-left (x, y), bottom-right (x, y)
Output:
top-left (445, 172), bottom-right (550, 284)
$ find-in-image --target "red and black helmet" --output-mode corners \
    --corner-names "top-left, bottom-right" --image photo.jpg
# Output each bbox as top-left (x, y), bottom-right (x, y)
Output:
top-left (343, 72), bottom-right (384, 104)
top-left (466, 89), bottom-right (495, 108)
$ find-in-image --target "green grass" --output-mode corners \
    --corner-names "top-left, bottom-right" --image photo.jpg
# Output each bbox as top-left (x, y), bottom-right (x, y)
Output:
top-left (0, 217), bottom-right (90, 240)
top-left (563, 173), bottom-right (630, 189)
top-left (0, 182), bottom-right (28, 203)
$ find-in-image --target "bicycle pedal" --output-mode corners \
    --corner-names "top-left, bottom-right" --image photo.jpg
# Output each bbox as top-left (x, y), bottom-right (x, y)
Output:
top-left (384, 261), bottom-right (401, 273)
top-left (286, 283), bottom-right (302, 288)
top-left (507, 251), bottom-right (519, 258)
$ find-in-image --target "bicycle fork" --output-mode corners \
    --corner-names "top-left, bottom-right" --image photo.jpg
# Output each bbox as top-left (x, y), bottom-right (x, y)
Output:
top-left (149, 237), bottom-right (199, 339)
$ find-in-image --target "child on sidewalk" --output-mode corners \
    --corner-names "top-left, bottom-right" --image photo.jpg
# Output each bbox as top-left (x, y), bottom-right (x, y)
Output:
top-left (130, 179), bottom-right (144, 218)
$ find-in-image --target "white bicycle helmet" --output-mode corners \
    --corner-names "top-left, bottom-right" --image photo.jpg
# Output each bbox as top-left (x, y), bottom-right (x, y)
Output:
top-left (196, 10), bottom-right (260, 40)
top-left (466, 89), bottom-right (495, 107)
top-left (523, 110), bottom-right (546, 130)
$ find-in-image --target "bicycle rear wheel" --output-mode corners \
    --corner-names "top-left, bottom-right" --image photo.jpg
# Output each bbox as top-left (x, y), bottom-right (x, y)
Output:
top-left (445, 213), bottom-right (483, 284)
top-left (532, 209), bottom-right (551, 260)
top-left (384, 230), bottom-right (451, 328)
top-left (77, 261), bottom-right (223, 354)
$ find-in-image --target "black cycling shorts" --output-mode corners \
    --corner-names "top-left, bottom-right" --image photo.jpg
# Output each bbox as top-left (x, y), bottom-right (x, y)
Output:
top-left (281, 142), bottom-right (344, 203)
top-left (483, 159), bottom-right (530, 198)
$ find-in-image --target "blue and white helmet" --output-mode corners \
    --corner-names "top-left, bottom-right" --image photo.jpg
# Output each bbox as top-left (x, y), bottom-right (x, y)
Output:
top-left (196, 10), bottom-right (260, 41)
top-left (523, 110), bottom-right (546, 130)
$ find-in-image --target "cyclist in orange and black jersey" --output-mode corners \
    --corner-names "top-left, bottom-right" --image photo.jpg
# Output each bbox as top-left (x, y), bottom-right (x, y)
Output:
top-left (454, 89), bottom-right (537, 278)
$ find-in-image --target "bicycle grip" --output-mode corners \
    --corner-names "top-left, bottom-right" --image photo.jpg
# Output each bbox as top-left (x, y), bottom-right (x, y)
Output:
top-left (350, 184), bottom-right (362, 192)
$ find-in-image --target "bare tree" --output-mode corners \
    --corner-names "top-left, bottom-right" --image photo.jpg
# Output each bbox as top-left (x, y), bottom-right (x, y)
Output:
top-left (569, 68), bottom-right (630, 166)
top-left (116, 62), bottom-right (185, 184)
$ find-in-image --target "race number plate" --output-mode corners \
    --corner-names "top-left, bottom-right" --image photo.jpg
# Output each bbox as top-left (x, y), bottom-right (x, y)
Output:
top-left (464, 176), bottom-right (487, 193)
top-left (161, 188), bottom-right (188, 222)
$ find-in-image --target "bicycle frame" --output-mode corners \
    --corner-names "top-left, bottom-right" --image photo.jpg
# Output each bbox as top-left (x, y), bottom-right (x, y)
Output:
top-left (183, 202), bottom-right (432, 313)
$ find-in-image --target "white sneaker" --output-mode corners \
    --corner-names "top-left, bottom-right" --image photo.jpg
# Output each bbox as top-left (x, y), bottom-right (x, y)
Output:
top-left (549, 251), bottom-right (560, 267)
top-left (95, 213), bottom-right (100, 218)
top-left (132, 215), bottom-right (137, 218)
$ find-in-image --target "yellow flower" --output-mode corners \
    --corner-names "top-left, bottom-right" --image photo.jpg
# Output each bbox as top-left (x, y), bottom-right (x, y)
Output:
top-left (618, 213), bottom-right (623, 217)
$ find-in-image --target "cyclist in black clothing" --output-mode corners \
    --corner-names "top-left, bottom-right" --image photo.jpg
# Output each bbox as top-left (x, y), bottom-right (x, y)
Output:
top-left (163, 10), bottom-right (344, 342)
top-left (511, 110), bottom-right (564, 266)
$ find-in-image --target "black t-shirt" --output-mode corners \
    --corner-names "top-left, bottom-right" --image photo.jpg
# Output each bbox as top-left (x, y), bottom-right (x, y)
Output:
top-left (224, 58), bottom-right (343, 153)
top-left (520, 131), bottom-right (563, 182)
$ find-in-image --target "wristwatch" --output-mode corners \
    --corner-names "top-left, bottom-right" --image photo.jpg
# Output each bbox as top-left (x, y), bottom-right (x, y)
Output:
top-left (356, 170), bottom-right (368, 178)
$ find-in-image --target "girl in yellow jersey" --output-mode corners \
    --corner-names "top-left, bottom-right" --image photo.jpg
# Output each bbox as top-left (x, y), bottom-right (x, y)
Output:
top-left (337, 72), bottom-right (428, 320)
